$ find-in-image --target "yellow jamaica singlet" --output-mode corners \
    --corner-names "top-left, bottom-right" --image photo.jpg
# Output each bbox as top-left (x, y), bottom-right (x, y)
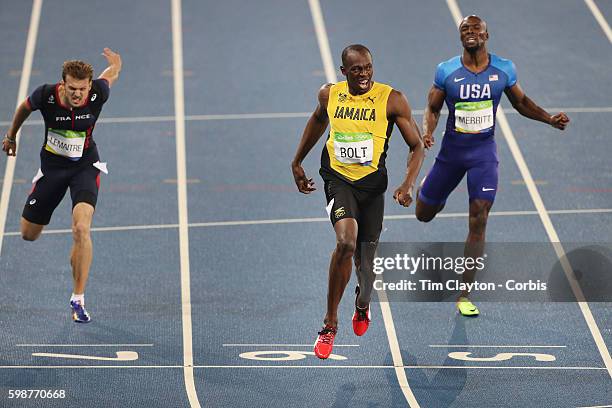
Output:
top-left (320, 81), bottom-right (394, 192)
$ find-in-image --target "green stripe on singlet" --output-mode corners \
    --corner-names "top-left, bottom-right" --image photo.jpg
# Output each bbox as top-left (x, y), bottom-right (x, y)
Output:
top-left (49, 128), bottom-right (86, 138)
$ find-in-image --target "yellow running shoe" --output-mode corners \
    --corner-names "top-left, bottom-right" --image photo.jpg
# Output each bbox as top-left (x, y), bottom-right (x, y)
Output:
top-left (456, 297), bottom-right (479, 317)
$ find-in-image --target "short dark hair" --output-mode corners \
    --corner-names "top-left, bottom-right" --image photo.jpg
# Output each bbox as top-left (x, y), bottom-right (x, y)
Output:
top-left (459, 15), bottom-right (488, 33)
top-left (62, 60), bottom-right (93, 81)
top-left (341, 44), bottom-right (372, 66)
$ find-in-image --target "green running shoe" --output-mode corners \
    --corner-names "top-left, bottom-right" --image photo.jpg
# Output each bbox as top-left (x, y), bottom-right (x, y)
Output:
top-left (456, 297), bottom-right (479, 317)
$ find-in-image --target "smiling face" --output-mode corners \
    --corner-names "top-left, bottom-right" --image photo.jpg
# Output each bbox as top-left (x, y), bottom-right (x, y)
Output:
top-left (340, 49), bottom-right (373, 95)
top-left (62, 75), bottom-right (92, 108)
top-left (459, 15), bottom-right (488, 52)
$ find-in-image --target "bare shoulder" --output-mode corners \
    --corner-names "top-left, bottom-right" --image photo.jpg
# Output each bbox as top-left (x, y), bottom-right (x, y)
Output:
top-left (320, 82), bottom-right (333, 91)
top-left (389, 88), bottom-right (408, 103)
top-left (387, 88), bottom-right (410, 117)
top-left (318, 83), bottom-right (333, 99)
top-left (317, 83), bottom-right (333, 108)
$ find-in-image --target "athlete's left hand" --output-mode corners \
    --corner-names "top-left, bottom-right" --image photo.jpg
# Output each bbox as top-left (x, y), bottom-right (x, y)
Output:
top-left (393, 185), bottom-right (413, 207)
top-left (102, 48), bottom-right (122, 69)
top-left (549, 112), bottom-right (570, 130)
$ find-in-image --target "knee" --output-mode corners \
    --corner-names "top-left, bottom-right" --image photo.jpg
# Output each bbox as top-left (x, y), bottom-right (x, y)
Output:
top-left (21, 231), bottom-right (40, 242)
top-left (72, 222), bottom-right (91, 242)
top-left (336, 238), bottom-right (356, 259)
top-left (415, 200), bottom-right (440, 223)
top-left (416, 210), bottom-right (435, 223)
top-left (415, 205), bottom-right (436, 223)
top-left (21, 218), bottom-right (42, 241)
top-left (469, 206), bottom-right (490, 234)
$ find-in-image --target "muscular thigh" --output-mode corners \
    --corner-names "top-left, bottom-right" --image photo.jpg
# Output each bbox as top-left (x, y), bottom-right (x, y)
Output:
top-left (466, 161), bottom-right (498, 203)
top-left (355, 191), bottom-right (384, 243)
top-left (419, 158), bottom-right (467, 206)
top-left (324, 177), bottom-right (359, 226)
top-left (69, 162), bottom-right (100, 210)
top-left (22, 165), bottom-right (70, 225)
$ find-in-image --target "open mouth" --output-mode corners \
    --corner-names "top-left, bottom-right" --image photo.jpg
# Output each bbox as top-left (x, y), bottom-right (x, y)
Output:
top-left (358, 79), bottom-right (369, 87)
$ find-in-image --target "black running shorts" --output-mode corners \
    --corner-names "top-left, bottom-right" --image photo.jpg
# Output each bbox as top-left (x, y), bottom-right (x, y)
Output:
top-left (22, 148), bottom-right (101, 225)
top-left (323, 176), bottom-right (384, 243)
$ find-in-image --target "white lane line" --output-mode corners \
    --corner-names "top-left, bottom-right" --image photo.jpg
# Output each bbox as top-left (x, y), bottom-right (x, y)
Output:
top-left (98, 115), bottom-right (175, 124)
top-left (308, 0), bottom-right (419, 405)
top-left (577, 405), bottom-right (612, 408)
top-left (189, 217), bottom-right (329, 228)
top-left (222, 344), bottom-right (360, 347)
top-left (535, 107), bottom-right (612, 113)
top-left (0, 364), bottom-right (606, 370)
top-left (4, 223), bottom-right (179, 236)
top-left (0, 0), bottom-right (43, 256)
top-left (584, 0), bottom-right (612, 43)
top-left (500, 105), bottom-right (612, 377)
top-left (6, 224), bottom-right (172, 236)
top-left (2, 106), bottom-right (611, 127)
top-left (0, 113), bottom-right (326, 127)
top-left (429, 345), bottom-right (567, 348)
top-left (3, 207), bottom-right (612, 237)
top-left (186, 112), bottom-right (312, 121)
top-left (16, 344), bottom-right (154, 347)
top-left (446, 0), bottom-right (612, 382)
top-left (195, 365), bottom-right (607, 370)
top-left (171, 0), bottom-right (200, 406)
top-left (445, 0), bottom-right (463, 25)
top-left (308, 0), bottom-right (336, 84)
top-left (547, 208), bottom-right (612, 215)
top-left (378, 289), bottom-right (419, 404)
top-left (0, 365), bottom-right (186, 369)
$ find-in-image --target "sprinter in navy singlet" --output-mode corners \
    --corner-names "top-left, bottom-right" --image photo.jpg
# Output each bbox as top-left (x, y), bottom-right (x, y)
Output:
top-left (2, 48), bottom-right (122, 323)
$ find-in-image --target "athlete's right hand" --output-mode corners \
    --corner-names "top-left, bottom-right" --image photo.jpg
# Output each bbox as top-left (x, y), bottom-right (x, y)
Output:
top-left (2, 136), bottom-right (16, 156)
top-left (393, 184), bottom-right (414, 207)
top-left (291, 163), bottom-right (316, 194)
top-left (423, 133), bottom-right (435, 149)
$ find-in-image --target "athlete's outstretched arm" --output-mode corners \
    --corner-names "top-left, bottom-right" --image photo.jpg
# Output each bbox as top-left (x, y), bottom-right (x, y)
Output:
top-left (505, 83), bottom-right (569, 130)
top-left (98, 48), bottom-right (122, 87)
top-left (423, 86), bottom-right (446, 148)
top-left (389, 90), bottom-right (425, 207)
top-left (291, 84), bottom-right (331, 194)
top-left (2, 101), bottom-right (33, 157)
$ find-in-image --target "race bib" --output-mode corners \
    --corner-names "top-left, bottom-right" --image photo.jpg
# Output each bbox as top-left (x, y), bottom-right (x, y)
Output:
top-left (45, 129), bottom-right (86, 159)
top-left (454, 100), bottom-right (494, 133)
top-left (333, 132), bottom-right (373, 165)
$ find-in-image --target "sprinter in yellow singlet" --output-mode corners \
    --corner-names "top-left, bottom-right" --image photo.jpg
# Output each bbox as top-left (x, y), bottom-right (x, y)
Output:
top-left (291, 44), bottom-right (424, 359)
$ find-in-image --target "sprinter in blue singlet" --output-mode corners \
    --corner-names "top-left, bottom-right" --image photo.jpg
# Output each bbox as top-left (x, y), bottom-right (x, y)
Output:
top-left (415, 15), bottom-right (570, 316)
